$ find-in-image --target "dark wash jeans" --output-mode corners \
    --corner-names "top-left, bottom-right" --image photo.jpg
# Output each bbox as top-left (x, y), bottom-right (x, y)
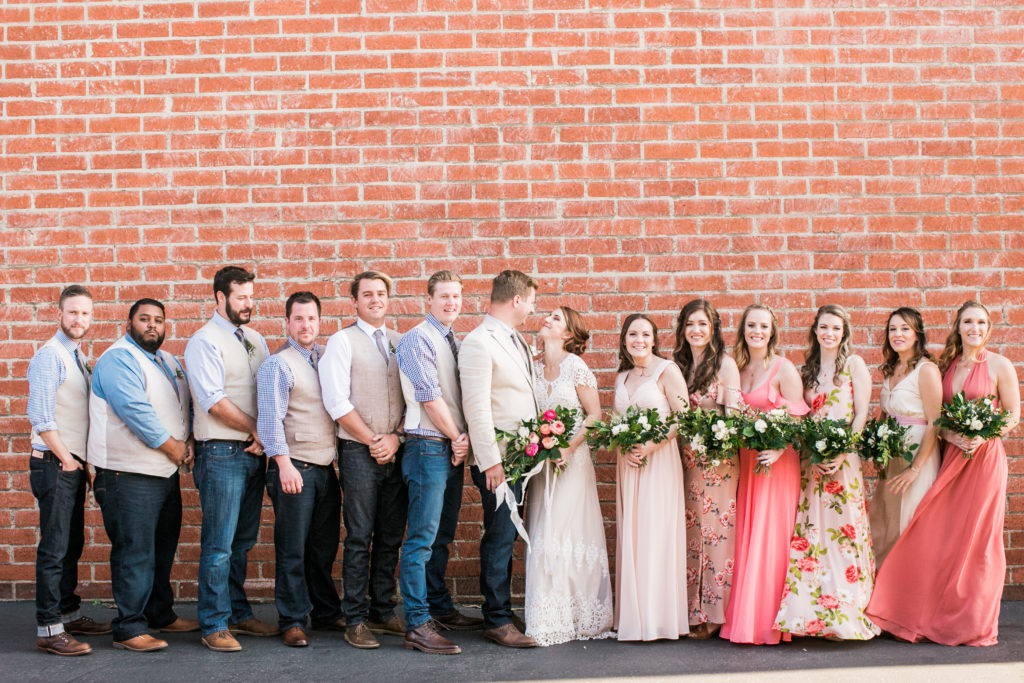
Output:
top-left (470, 464), bottom-right (524, 630)
top-left (338, 439), bottom-right (407, 625)
top-left (93, 467), bottom-right (181, 642)
top-left (30, 451), bottom-right (86, 627)
top-left (399, 437), bottom-right (464, 629)
top-left (193, 440), bottom-right (266, 635)
top-left (266, 458), bottom-right (343, 631)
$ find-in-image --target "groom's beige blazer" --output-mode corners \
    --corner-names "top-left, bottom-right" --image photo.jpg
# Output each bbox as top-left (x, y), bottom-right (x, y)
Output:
top-left (459, 314), bottom-right (539, 472)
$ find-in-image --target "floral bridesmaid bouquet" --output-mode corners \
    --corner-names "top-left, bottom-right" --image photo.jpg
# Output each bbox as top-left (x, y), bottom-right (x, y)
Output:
top-left (586, 405), bottom-right (672, 469)
top-left (675, 407), bottom-right (741, 469)
top-left (794, 416), bottom-right (859, 467)
top-left (858, 417), bottom-right (917, 478)
top-left (737, 406), bottom-right (799, 474)
top-left (495, 407), bottom-right (582, 485)
top-left (934, 393), bottom-right (1010, 459)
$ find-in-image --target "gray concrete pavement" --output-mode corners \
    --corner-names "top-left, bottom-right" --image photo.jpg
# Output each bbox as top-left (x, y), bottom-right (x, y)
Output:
top-left (3, 601), bottom-right (1021, 682)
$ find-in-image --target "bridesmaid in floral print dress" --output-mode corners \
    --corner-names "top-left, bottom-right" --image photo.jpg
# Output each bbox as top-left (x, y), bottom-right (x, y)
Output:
top-left (672, 299), bottom-right (741, 639)
top-left (774, 305), bottom-right (880, 640)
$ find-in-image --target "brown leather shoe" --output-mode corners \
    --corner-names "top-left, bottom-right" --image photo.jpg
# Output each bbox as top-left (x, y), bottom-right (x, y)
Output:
top-left (113, 634), bottom-right (168, 652)
top-left (483, 623), bottom-right (537, 649)
top-left (282, 626), bottom-right (308, 648)
top-left (201, 630), bottom-right (242, 652)
top-left (228, 618), bottom-right (279, 637)
top-left (157, 617), bottom-right (200, 633)
top-left (432, 610), bottom-right (484, 631)
top-left (37, 632), bottom-right (92, 656)
top-left (344, 623), bottom-right (380, 649)
top-left (367, 615), bottom-right (405, 636)
top-left (64, 616), bottom-right (112, 636)
top-left (403, 621), bottom-right (460, 655)
top-left (511, 613), bottom-right (527, 634)
top-left (311, 617), bottom-right (346, 631)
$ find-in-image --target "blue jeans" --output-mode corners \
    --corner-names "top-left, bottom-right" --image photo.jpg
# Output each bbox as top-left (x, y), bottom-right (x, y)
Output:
top-left (93, 467), bottom-right (181, 642)
top-left (470, 464), bottom-right (522, 629)
top-left (29, 451), bottom-right (86, 627)
top-left (266, 459), bottom-right (342, 631)
top-left (338, 439), bottom-right (407, 625)
top-left (398, 438), bottom-right (465, 629)
top-left (193, 440), bottom-right (266, 635)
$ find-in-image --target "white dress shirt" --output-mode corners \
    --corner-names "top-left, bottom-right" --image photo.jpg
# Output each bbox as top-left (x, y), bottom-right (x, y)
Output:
top-left (318, 317), bottom-right (391, 421)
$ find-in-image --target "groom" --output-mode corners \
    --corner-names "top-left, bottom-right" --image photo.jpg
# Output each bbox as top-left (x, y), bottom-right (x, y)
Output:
top-left (459, 270), bottom-right (539, 649)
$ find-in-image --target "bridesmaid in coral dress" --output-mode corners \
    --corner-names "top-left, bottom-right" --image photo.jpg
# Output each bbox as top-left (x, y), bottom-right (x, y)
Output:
top-left (868, 307), bottom-right (943, 568)
top-left (672, 299), bottom-right (741, 639)
top-left (614, 314), bottom-right (690, 641)
top-left (867, 300), bottom-right (1020, 646)
top-left (721, 304), bottom-right (809, 645)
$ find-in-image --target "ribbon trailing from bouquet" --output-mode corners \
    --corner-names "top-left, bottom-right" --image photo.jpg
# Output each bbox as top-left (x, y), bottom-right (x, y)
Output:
top-left (493, 459), bottom-right (546, 549)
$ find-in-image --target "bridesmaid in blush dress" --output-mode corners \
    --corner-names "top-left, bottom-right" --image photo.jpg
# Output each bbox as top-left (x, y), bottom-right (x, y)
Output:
top-left (867, 301), bottom-right (1020, 646)
top-left (613, 314), bottom-right (690, 642)
top-left (720, 304), bottom-right (809, 646)
top-left (867, 307), bottom-right (942, 568)
top-left (672, 299), bottom-right (741, 639)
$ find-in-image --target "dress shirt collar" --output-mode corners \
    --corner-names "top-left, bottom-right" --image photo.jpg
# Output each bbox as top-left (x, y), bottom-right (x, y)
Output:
top-left (354, 316), bottom-right (387, 338)
top-left (486, 314), bottom-right (516, 338)
top-left (286, 337), bottom-right (320, 360)
top-left (425, 312), bottom-right (453, 336)
top-left (124, 334), bottom-right (158, 361)
top-left (54, 329), bottom-right (80, 354)
top-left (211, 310), bottom-right (243, 334)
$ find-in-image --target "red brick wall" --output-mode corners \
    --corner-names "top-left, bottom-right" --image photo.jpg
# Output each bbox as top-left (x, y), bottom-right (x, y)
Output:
top-left (2, 2), bottom-right (1022, 602)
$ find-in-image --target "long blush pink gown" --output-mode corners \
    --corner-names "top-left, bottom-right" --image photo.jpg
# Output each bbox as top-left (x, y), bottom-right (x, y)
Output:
top-left (721, 358), bottom-right (809, 645)
top-left (866, 351), bottom-right (1008, 646)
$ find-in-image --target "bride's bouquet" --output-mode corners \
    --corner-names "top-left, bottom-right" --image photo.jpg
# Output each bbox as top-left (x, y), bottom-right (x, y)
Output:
top-left (675, 407), bottom-right (741, 469)
top-left (587, 405), bottom-right (672, 468)
top-left (793, 416), bottom-right (859, 467)
top-left (858, 416), bottom-right (917, 478)
top-left (737, 406), bottom-right (799, 474)
top-left (934, 393), bottom-right (1010, 458)
top-left (495, 407), bottom-right (582, 485)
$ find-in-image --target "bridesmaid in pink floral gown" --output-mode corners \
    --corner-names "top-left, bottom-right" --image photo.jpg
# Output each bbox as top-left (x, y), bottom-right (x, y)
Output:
top-left (721, 304), bottom-right (809, 645)
top-left (773, 305), bottom-right (879, 640)
top-left (672, 299), bottom-right (741, 639)
top-left (867, 301), bottom-right (1020, 646)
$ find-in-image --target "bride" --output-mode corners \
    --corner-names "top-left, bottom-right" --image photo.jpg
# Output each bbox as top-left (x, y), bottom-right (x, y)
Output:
top-left (524, 305), bottom-right (614, 646)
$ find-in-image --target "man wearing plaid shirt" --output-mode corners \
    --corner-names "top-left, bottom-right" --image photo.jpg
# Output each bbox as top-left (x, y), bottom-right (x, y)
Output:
top-left (395, 271), bottom-right (480, 655)
top-left (256, 291), bottom-right (344, 649)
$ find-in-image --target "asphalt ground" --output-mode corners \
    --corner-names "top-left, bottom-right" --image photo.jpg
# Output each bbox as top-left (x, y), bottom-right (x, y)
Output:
top-left (4, 600), bottom-right (1022, 682)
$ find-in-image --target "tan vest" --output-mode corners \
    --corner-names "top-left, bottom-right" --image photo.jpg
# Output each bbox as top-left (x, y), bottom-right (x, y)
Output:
top-left (276, 344), bottom-right (336, 466)
top-left (87, 337), bottom-right (190, 477)
top-left (400, 320), bottom-right (465, 436)
top-left (30, 336), bottom-right (90, 458)
top-left (335, 324), bottom-right (404, 440)
top-left (190, 319), bottom-right (267, 441)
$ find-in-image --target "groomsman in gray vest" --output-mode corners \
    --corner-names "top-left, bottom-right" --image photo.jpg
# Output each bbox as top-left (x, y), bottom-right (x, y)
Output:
top-left (256, 291), bottom-right (344, 648)
top-left (319, 271), bottom-right (407, 650)
top-left (396, 270), bottom-right (481, 655)
top-left (185, 266), bottom-right (277, 652)
top-left (88, 299), bottom-right (198, 651)
top-left (27, 285), bottom-right (110, 656)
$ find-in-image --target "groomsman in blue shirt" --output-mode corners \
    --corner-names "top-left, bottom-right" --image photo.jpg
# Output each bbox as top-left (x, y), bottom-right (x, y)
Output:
top-left (256, 291), bottom-right (345, 648)
top-left (27, 285), bottom-right (110, 656)
top-left (87, 299), bottom-right (198, 651)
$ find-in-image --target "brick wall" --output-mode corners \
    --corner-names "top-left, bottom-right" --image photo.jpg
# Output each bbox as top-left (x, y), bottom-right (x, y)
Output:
top-left (1, 1), bottom-right (1022, 603)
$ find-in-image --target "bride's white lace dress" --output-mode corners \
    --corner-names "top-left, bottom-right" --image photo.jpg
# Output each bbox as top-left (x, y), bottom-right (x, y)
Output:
top-left (525, 354), bottom-right (614, 646)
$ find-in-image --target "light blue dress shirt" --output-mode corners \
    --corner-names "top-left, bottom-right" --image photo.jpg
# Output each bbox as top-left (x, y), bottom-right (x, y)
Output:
top-left (184, 311), bottom-right (269, 413)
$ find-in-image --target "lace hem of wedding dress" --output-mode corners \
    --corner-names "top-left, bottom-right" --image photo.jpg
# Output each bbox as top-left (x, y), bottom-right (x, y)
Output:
top-left (525, 594), bottom-right (615, 647)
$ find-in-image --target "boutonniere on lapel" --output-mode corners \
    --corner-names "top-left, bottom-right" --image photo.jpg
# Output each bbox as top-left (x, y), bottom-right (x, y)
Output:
top-left (389, 341), bottom-right (397, 355)
top-left (175, 368), bottom-right (185, 380)
top-left (244, 339), bottom-right (255, 358)
top-left (83, 361), bottom-right (93, 374)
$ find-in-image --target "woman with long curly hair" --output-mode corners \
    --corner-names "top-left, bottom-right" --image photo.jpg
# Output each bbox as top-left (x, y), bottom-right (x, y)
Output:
top-left (868, 301), bottom-right (1020, 646)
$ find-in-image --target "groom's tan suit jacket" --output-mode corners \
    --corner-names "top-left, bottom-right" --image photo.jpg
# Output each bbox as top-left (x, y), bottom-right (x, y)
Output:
top-left (459, 314), bottom-right (539, 472)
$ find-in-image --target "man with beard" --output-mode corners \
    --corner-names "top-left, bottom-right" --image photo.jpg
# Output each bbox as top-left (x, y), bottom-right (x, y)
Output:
top-left (28, 285), bottom-right (111, 655)
top-left (256, 291), bottom-right (344, 648)
top-left (185, 266), bottom-right (275, 652)
top-left (319, 271), bottom-right (407, 649)
top-left (88, 299), bottom-right (196, 651)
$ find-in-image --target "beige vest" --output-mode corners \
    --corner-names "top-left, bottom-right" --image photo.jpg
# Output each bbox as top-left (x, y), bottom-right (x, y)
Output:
top-left (30, 336), bottom-right (90, 458)
top-left (400, 320), bottom-right (465, 436)
top-left (191, 319), bottom-right (267, 441)
top-left (87, 337), bottom-right (190, 477)
top-left (277, 344), bottom-right (336, 466)
top-left (335, 324), bottom-right (404, 440)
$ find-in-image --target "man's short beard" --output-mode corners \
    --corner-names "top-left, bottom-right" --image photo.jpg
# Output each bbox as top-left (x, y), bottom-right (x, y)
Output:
top-left (130, 328), bottom-right (164, 353)
top-left (225, 299), bottom-right (251, 326)
top-left (60, 321), bottom-right (87, 340)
